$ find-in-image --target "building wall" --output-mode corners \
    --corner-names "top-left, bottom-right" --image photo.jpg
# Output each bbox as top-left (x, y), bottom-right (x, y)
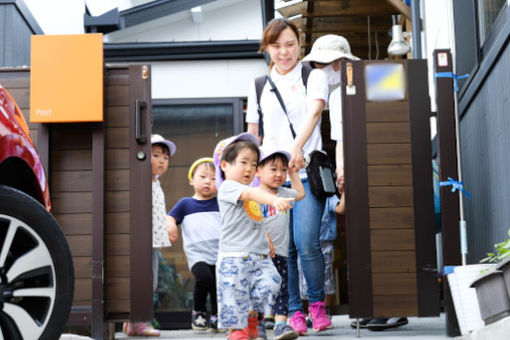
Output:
top-left (151, 59), bottom-right (267, 99)
top-left (0, 2), bottom-right (38, 67)
top-left (105, 0), bottom-right (262, 42)
top-left (459, 39), bottom-right (510, 263)
top-left (104, 0), bottom-right (267, 99)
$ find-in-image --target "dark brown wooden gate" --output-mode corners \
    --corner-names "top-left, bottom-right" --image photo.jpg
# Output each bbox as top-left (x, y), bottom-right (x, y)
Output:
top-left (0, 65), bottom-right (153, 338)
top-left (341, 59), bottom-right (440, 318)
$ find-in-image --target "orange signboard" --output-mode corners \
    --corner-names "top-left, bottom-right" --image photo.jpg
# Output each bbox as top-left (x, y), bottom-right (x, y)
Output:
top-left (30, 34), bottom-right (103, 123)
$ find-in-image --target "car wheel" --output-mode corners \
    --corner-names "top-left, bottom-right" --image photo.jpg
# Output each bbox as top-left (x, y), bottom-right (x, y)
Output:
top-left (0, 185), bottom-right (74, 340)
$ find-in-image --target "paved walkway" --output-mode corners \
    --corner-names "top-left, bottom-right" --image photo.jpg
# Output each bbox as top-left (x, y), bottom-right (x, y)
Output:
top-left (114, 314), bottom-right (454, 340)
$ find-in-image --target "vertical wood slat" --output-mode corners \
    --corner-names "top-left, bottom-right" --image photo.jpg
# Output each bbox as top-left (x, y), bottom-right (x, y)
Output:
top-left (342, 60), bottom-right (373, 317)
top-left (104, 67), bottom-right (132, 317)
top-left (92, 124), bottom-right (105, 338)
top-left (433, 50), bottom-right (461, 266)
top-left (128, 65), bottom-right (153, 321)
top-left (408, 60), bottom-right (440, 316)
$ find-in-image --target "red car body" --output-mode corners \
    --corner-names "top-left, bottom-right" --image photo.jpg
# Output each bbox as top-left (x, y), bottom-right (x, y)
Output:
top-left (0, 85), bottom-right (50, 210)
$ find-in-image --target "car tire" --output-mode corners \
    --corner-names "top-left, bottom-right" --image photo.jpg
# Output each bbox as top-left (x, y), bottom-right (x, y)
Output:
top-left (0, 185), bottom-right (74, 340)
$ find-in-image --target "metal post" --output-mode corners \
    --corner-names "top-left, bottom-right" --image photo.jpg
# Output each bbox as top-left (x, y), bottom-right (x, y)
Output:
top-left (452, 89), bottom-right (468, 266)
top-left (411, 0), bottom-right (422, 58)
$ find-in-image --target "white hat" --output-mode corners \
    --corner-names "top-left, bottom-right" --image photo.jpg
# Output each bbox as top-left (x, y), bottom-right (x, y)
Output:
top-left (151, 134), bottom-right (176, 157)
top-left (302, 35), bottom-right (359, 64)
top-left (212, 132), bottom-right (260, 187)
top-left (259, 145), bottom-right (291, 164)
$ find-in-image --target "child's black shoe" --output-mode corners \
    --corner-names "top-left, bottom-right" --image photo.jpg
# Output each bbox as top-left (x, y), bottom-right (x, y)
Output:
top-left (191, 310), bottom-right (208, 331)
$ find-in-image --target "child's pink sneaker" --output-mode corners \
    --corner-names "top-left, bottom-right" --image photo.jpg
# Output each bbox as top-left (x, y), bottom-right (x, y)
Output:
top-left (309, 301), bottom-right (332, 332)
top-left (126, 322), bottom-right (161, 336)
top-left (288, 310), bottom-right (308, 336)
top-left (228, 329), bottom-right (249, 340)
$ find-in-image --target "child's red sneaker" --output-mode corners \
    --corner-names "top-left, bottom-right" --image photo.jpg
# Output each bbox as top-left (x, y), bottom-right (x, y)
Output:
top-left (242, 311), bottom-right (259, 339)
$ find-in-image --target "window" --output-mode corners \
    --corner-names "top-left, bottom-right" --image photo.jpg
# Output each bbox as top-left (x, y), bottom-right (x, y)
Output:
top-left (477, 0), bottom-right (506, 45)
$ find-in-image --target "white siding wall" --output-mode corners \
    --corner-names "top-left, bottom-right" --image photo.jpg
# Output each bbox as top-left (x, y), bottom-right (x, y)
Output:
top-left (152, 59), bottom-right (267, 99)
top-left (105, 0), bottom-right (262, 42)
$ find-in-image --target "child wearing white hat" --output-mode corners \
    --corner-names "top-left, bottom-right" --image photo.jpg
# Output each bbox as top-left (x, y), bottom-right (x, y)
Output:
top-left (213, 133), bottom-right (294, 340)
top-left (124, 133), bottom-right (176, 336)
top-left (256, 145), bottom-right (305, 340)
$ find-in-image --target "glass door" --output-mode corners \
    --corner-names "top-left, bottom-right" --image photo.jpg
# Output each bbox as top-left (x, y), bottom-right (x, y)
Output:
top-left (151, 98), bottom-right (243, 329)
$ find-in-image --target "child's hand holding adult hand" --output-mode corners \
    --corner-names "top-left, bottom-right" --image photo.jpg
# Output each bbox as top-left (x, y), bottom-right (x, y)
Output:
top-left (166, 216), bottom-right (178, 244)
top-left (273, 197), bottom-right (294, 211)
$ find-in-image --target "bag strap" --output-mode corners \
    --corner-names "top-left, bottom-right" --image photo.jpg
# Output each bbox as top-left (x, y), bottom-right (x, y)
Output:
top-left (254, 75), bottom-right (268, 138)
top-left (266, 76), bottom-right (296, 139)
top-left (254, 63), bottom-right (313, 139)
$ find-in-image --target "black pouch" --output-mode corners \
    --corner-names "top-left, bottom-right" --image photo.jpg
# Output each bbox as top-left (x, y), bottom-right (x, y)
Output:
top-left (306, 150), bottom-right (337, 198)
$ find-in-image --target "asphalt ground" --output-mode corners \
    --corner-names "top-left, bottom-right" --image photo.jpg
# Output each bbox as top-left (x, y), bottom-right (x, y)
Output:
top-left (112, 313), bottom-right (452, 340)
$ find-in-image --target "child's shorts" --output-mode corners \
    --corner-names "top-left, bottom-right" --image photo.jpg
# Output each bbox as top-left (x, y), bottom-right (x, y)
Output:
top-left (298, 241), bottom-right (336, 299)
top-left (216, 253), bottom-right (281, 329)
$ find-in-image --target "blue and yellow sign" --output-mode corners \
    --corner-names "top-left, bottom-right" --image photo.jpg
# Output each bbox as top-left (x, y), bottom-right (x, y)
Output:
top-left (365, 63), bottom-right (406, 102)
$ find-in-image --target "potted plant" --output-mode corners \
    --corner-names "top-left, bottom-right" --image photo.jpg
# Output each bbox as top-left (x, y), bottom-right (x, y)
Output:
top-left (470, 229), bottom-right (510, 325)
top-left (446, 263), bottom-right (495, 335)
top-left (470, 269), bottom-right (510, 325)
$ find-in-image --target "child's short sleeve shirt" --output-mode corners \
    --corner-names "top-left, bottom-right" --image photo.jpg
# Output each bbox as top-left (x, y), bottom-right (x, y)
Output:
top-left (261, 187), bottom-right (296, 257)
top-left (153, 180), bottom-right (171, 248)
top-left (217, 180), bottom-right (269, 255)
top-left (168, 197), bottom-right (221, 270)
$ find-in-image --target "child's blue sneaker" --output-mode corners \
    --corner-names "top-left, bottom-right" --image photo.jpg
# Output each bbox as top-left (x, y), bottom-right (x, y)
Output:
top-left (274, 323), bottom-right (298, 340)
top-left (255, 322), bottom-right (267, 340)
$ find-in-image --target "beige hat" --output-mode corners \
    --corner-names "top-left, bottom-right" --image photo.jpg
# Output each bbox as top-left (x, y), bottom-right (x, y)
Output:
top-left (303, 34), bottom-right (359, 64)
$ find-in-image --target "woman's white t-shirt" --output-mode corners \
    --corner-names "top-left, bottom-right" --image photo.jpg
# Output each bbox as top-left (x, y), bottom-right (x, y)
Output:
top-left (246, 62), bottom-right (329, 166)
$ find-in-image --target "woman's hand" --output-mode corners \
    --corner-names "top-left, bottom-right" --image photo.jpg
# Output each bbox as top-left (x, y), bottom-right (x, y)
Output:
top-left (289, 145), bottom-right (305, 170)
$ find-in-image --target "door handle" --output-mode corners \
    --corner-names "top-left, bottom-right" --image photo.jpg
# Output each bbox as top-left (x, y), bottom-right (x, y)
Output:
top-left (135, 100), bottom-right (147, 144)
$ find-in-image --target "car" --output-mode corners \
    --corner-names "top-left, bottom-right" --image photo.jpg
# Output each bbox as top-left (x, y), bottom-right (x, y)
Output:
top-left (0, 85), bottom-right (74, 339)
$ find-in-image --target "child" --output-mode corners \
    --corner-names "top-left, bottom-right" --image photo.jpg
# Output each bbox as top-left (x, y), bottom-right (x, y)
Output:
top-left (213, 133), bottom-right (294, 340)
top-left (167, 157), bottom-right (222, 332)
top-left (125, 134), bottom-right (176, 337)
top-left (256, 146), bottom-right (305, 340)
top-left (298, 193), bottom-right (345, 326)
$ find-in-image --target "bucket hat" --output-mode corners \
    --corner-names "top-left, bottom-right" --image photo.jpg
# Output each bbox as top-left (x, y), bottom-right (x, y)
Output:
top-left (259, 145), bottom-right (291, 164)
top-left (151, 134), bottom-right (176, 157)
top-left (302, 34), bottom-right (359, 64)
top-left (212, 133), bottom-right (260, 188)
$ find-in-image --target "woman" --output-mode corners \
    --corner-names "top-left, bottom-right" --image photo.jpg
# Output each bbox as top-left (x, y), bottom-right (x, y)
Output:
top-left (245, 18), bottom-right (330, 335)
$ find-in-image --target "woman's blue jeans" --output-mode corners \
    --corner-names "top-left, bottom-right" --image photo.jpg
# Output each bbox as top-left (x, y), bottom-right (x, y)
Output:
top-left (287, 178), bottom-right (326, 314)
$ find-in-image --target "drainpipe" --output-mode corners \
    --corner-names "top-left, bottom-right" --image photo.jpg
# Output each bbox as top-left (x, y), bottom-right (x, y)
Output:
top-left (411, 0), bottom-right (422, 58)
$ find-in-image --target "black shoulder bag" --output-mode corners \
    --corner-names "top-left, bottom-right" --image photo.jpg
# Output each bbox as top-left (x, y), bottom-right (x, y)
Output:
top-left (263, 75), bottom-right (337, 198)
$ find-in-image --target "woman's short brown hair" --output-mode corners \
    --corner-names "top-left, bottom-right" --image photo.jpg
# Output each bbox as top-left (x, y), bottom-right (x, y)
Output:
top-left (259, 18), bottom-right (300, 52)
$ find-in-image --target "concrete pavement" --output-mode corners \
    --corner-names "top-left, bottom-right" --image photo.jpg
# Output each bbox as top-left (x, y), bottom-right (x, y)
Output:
top-left (114, 314), bottom-right (453, 340)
